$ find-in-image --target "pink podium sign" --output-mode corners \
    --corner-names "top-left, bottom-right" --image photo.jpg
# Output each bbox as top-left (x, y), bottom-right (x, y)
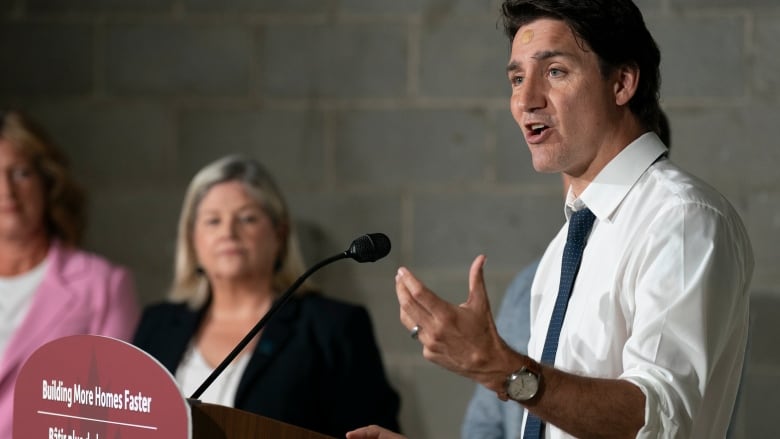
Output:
top-left (14, 335), bottom-right (190, 439)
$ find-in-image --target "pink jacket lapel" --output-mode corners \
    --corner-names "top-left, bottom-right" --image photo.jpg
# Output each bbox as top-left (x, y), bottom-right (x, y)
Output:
top-left (0, 240), bottom-right (83, 388)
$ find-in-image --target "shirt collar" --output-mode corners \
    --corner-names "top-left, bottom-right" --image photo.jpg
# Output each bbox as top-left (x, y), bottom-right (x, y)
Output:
top-left (565, 131), bottom-right (668, 222)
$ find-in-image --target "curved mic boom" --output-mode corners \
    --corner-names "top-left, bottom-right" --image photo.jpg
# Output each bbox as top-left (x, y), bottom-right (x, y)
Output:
top-left (189, 233), bottom-right (392, 400)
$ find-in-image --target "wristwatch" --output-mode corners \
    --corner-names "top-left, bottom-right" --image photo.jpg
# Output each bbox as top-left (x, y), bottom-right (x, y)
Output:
top-left (504, 364), bottom-right (541, 401)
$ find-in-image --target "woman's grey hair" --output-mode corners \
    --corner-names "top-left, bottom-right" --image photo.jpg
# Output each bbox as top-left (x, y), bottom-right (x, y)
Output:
top-left (168, 154), bottom-right (312, 307)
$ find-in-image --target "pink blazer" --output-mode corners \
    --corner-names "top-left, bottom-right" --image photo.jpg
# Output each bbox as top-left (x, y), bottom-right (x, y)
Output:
top-left (0, 240), bottom-right (140, 434)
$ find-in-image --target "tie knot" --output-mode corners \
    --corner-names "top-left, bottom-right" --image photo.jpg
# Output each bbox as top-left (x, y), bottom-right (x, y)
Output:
top-left (567, 208), bottom-right (596, 245)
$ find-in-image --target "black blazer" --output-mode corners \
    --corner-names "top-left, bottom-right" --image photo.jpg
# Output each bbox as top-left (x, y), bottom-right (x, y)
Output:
top-left (133, 293), bottom-right (400, 438)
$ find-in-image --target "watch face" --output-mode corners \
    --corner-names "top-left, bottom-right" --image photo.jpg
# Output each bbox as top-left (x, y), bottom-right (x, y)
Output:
top-left (507, 369), bottom-right (539, 401)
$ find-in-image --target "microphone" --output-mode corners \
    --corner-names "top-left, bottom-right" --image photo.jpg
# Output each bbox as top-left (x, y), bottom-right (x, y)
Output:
top-left (346, 232), bottom-right (391, 262)
top-left (189, 233), bottom-right (391, 400)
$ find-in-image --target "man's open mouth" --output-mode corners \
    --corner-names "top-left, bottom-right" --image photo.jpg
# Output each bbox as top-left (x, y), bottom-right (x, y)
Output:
top-left (528, 123), bottom-right (548, 136)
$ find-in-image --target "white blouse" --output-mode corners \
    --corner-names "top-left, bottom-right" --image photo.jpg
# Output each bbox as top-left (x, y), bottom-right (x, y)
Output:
top-left (0, 257), bottom-right (48, 357)
top-left (175, 343), bottom-right (252, 407)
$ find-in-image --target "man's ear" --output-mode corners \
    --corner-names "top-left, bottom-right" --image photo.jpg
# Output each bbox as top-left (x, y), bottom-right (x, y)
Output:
top-left (614, 63), bottom-right (640, 106)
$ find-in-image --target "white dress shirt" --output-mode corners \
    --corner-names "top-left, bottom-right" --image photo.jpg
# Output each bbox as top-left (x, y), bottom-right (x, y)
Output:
top-left (526, 132), bottom-right (754, 438)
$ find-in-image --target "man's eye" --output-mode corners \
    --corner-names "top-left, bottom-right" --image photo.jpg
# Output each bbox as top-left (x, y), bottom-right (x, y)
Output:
top-left (239, 215), bottom-right (258, 223)
top-left (510, 75), bottom-right (524, 85)
top-left (549, 68), bottom-right (564, 78)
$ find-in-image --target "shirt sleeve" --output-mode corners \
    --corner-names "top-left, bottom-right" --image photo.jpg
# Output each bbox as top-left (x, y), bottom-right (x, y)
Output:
top-left (618, 201), bottom-right (752, 438)
top-left (462, 384), bottom-right (508, 439)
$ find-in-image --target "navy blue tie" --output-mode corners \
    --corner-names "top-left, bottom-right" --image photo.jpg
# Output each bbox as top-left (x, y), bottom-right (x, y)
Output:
top-left (522, 208), bottom-right (596, 439)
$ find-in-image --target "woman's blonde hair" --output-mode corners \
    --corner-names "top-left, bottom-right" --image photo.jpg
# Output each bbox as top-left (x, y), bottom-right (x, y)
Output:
top-left (0, 110), bottom-right (85, 246)
top-left (168, 154), bottom-right (311, 307)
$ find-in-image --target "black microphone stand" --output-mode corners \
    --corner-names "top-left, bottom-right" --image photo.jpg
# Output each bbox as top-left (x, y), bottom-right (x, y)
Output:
top-left (189, 251), bottom-right (349, 400)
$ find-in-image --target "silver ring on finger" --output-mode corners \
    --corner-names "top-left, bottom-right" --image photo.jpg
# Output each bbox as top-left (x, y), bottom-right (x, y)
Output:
top-left (410, 324), bottom-right (421, 340)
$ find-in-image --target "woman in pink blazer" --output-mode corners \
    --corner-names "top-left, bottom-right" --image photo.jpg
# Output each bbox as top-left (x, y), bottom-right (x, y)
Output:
top-left (0, 110), bottom-right (139, 435)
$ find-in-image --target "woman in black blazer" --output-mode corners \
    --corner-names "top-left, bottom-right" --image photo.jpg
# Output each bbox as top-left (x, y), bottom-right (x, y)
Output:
top-left (133, 155), bottom-right (399, 438)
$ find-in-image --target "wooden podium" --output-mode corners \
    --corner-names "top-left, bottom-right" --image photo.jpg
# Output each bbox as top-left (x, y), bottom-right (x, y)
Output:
top-left (190, 400), bottom-right (336, 439)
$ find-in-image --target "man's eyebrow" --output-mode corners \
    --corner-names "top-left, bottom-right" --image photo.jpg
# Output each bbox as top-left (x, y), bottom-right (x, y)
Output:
top-left (506, 50), bottom-right (573, 72)
top-left (506, 61), bottom-right (521, 73)
top-left (533, 50), bottom-right (571, 60)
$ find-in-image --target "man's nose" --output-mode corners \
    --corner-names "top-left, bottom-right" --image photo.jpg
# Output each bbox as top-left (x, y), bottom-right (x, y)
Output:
top-left (515, 75), bottom-right (546, 113)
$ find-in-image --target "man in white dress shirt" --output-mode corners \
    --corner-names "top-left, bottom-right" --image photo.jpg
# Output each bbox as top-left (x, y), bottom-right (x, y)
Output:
top-left (346, 1), bottom-right (753, 439)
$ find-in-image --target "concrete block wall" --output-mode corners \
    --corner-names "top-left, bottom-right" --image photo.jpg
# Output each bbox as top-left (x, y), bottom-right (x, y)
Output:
top-left (1, 0), bottom-right (778, 437)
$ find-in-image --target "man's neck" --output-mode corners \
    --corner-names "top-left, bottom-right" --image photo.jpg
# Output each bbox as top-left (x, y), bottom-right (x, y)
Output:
top-left (568, 114), bottom-right (647, 197)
